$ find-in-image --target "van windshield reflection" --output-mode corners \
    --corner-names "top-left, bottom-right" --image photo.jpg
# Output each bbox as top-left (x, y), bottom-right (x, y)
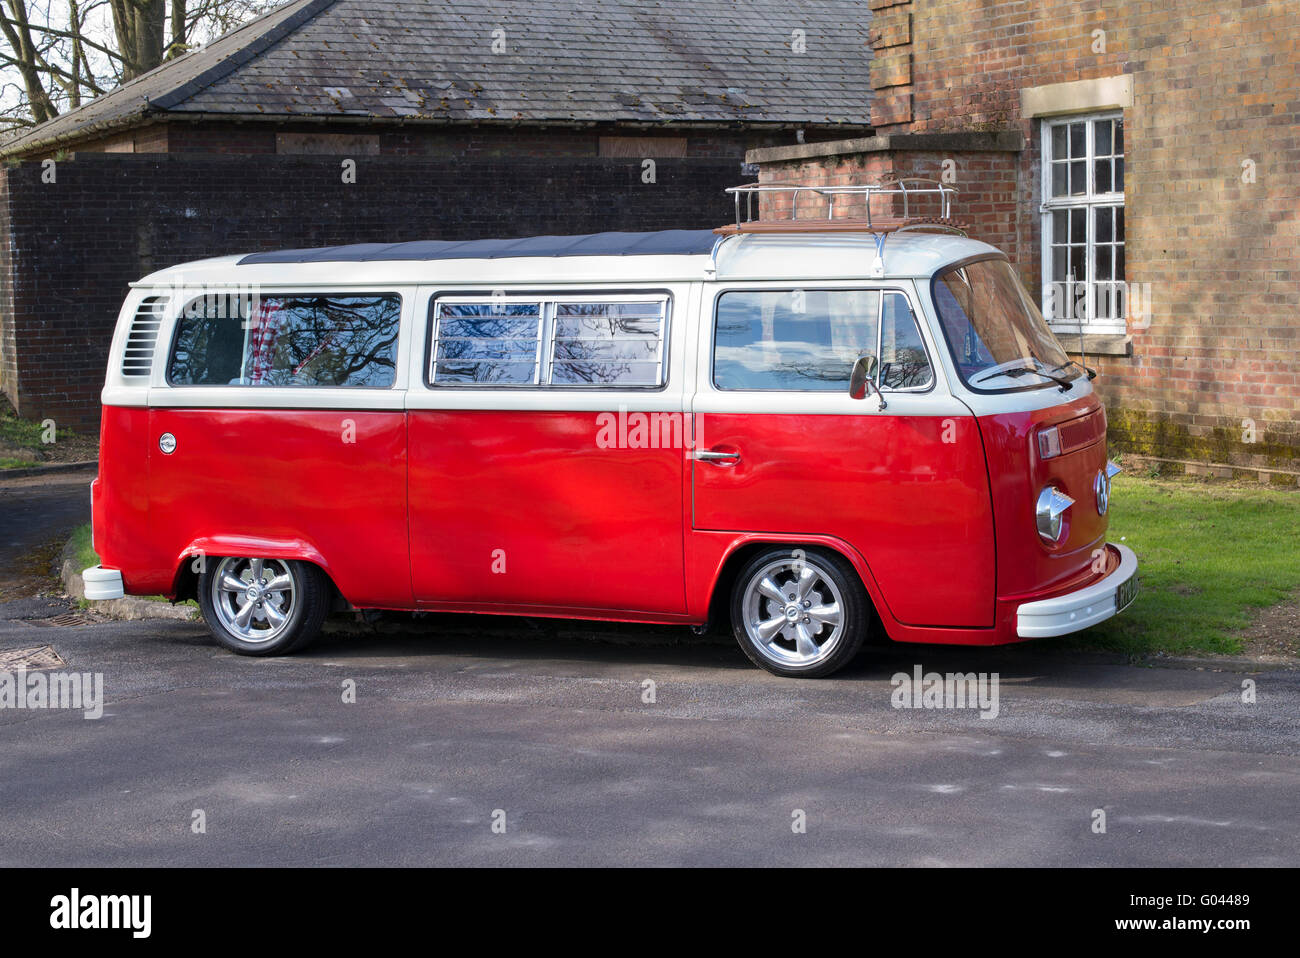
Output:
top-left (933, 258), bottom-right (1079, 392)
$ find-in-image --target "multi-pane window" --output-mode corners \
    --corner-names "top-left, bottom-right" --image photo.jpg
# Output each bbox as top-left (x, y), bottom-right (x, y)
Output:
top-left (170, 293), bottom-right (401, 387)
top-left (430, 296), bottom-right (668, 387)
top-left (712, 289), bottom-right (932, 392)
top-left (550, 301), bottom-right (664, 386)
top-left (1041, 113), bottom-right (1125, 333)
top-left (432, 302), bottom-right (543, 385)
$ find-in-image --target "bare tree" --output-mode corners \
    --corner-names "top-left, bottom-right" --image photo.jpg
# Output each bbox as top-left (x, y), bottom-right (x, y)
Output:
top-left (1, 0), bottom-right (277, 133)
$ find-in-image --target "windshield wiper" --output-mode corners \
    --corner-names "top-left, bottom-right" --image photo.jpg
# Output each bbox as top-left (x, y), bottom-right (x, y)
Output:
top-left (972, 362), bottom-right (1074, 390)
top-left (1051, 359), bottom-right (1097, 381)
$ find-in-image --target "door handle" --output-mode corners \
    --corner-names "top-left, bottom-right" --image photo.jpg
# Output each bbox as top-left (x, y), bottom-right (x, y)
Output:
top-left (692, 449), bottom-right (741, 465)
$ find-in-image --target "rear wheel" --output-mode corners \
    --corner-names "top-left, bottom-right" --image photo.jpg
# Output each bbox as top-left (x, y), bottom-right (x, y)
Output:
top-left (198, 557), bottom-right (328, 656)
top-left (729, 547), bottom-right (868, 678)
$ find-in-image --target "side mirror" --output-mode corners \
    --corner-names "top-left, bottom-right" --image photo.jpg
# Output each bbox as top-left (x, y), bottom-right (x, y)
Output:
top-left (849, 354), bottom-right (888, 410)
top-left (847, 353), bottom-right (878, 397)
top-left (849, 354), bottom-right (877, 400)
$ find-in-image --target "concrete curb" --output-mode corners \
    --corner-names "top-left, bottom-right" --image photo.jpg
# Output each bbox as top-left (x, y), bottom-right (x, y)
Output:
top-left (59, 538), bottom-right (197, 622)
top-left (0, 460), bottom-right (98, 479)
top-left (1140, 653), bottom-right (1300, 673)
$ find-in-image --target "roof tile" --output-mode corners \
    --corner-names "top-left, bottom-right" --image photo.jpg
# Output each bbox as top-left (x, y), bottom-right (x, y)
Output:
top-left (3, 0), bottom-right (872, 155)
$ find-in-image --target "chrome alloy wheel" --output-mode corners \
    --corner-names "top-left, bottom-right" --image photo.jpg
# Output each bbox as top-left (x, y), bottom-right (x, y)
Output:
top-left (210, 557), bottom-right (298, 644)
top-left (740, 556), bottom-right (845, 668)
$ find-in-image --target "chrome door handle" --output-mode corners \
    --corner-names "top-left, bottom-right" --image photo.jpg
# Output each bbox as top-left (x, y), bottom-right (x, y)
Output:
top-left (692, 450), bottom-right (741, 464)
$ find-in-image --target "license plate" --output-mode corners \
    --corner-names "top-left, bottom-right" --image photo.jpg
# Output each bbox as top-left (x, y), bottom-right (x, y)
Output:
top-left (1115, 575), bottom-right (1139, 612)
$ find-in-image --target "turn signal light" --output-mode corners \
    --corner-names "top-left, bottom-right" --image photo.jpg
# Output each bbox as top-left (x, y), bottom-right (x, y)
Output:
top-left (1037, 426), bottom-right (1062, 460)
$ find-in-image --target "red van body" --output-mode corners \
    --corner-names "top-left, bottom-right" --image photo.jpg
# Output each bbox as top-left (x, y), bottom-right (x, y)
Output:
top-left (85, 212), bottom-right (1138, 677)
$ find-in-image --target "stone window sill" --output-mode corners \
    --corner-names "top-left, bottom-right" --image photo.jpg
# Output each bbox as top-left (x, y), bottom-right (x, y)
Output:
top-left (1056, 333), bottom-right (1132, 358)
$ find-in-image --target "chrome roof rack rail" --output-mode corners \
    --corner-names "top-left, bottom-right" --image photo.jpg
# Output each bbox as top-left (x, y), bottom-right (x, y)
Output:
top-left (723, 177), bottom-right (959, 229)
top-left (715, 178), bottom-right (968, 276)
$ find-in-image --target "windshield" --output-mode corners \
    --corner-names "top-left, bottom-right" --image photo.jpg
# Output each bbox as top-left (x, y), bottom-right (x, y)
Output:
top-left (932, 257), bottom-right (1080, 392)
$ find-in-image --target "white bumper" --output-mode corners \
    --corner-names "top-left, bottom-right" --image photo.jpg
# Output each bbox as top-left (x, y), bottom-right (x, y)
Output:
top-left (1016, 543), bottom-right (1139, 638)
top-left (83, 566), bottom-right (125, 601)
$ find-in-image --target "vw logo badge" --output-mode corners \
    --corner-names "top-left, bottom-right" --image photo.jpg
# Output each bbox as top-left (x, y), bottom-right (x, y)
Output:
top-left (158, 433), bottom-right (177, 455)
top-left (1094, 468), bottom-right (1110, 515)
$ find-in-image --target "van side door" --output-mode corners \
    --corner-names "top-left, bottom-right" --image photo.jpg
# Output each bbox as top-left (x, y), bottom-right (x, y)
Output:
top-left (406, 284), bottom-right (694, 615)
top-left (690, 283), bottom-right (997, 628)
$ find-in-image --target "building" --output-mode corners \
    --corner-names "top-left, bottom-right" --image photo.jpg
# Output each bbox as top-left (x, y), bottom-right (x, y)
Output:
top-left (0, 0), bottom-right (873, 431)
top-left (750, 0), bottom-right (1299, 480)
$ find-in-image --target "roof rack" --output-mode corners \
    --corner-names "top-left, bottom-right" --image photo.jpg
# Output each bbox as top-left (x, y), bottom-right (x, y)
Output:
top-left (711, 178), bottom-right (968, 276)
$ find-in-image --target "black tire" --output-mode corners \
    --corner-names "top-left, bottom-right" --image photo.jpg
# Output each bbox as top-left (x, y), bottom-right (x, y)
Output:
top-left (198, 557), bottom-right (329, 656)
top-left (729, 546), bottom-right (869, 678)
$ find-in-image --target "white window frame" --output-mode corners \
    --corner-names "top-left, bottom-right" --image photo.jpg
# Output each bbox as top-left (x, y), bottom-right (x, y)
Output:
top-left (1039, 111), bottom-right (1125, 335)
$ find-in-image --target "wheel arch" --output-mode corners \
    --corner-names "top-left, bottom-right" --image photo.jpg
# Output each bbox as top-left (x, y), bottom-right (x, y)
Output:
top-left (170, 536), bottom-right (341, 603)
top-left (703, 533), bottom-right (895, 637)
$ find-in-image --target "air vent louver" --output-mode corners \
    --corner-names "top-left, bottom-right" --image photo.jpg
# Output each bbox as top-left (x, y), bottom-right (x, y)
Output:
top-left (120, 296), bottom-right (168, 378)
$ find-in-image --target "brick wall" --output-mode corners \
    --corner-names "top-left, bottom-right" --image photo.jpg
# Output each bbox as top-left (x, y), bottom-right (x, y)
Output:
top-left (0, 171), bottom-right (15, 407)
top-left (753, 137), bottom-right (1021, 261)
top-left (765, 0), bottom-right (1300, 476)
top-left (0, 151), bottom-right (744, 432)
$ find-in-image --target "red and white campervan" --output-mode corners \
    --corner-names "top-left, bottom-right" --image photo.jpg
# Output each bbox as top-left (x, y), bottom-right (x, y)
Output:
top-left (83, 181), bottom-right (1137, 677)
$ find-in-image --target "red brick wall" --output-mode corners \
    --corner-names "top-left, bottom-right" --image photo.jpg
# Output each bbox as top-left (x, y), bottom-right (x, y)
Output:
top-left (774, 0), bottom-right (1300, 476)
top-left (755, 147), bottom-right (1020, 263)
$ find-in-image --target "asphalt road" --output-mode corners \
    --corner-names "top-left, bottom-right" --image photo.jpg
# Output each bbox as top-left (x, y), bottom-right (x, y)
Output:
top-left (0, 609), bottom-right (1295, 867)
top-left (0, 470), bottom-right (1297, 866)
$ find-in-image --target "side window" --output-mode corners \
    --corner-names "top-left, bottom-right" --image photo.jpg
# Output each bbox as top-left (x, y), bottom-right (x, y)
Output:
top-left (432, 302), bottom-right (543, 385)
top-left (429, 296), bottom-right (667, 388)
top-left (550, 301), bottom-right (665, 386)
top-left (170, 293), bottom-right (401, 387)
top-left (879, 293), bottom-right (934, 390)
top-left (713, 289), bottom-right (880, 391)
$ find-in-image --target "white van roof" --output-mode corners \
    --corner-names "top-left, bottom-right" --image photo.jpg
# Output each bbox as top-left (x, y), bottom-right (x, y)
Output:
top-left (132, 229), bottom-right (1003, 288)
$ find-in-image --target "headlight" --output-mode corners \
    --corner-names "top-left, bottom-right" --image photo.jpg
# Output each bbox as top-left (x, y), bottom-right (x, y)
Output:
top-left (1036, 486), bottom-right (1074, 543)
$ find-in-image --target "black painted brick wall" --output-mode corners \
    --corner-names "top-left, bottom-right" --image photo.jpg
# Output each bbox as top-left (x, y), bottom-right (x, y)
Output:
top-left (0, 151), bottom-right (742, 431)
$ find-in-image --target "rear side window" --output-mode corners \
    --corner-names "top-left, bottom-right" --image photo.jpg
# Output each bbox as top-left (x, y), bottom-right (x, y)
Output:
top-left (430, 296), bottom-right (668, 387)
top-left (170, 293), bottom-right (401, 387)
top-left (713, 288), bottom-right (932, 392)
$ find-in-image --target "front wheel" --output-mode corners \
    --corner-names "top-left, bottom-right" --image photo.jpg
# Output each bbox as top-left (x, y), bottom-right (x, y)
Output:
top-left (198, 557), bottom-right (329, 656)
top-left (730, 547), bottom-right (869, 678)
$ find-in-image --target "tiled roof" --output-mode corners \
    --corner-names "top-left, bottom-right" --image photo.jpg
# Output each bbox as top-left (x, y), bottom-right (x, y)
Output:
top-left (2, 0), bottom-right (872, 156)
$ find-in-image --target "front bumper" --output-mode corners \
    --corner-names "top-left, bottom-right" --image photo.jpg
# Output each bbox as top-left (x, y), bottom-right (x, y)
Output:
top-left (83, 566), bottom-right (125, 601)
top-left (1015, 543), bottom-right (1139, 638)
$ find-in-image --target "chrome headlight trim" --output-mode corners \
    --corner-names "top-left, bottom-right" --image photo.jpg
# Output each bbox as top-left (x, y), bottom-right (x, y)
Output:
top-left (1036, 485), bottom-right (1074, 543)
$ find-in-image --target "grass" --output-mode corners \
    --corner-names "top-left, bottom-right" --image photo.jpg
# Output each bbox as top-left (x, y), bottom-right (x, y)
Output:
top-left (68, 522), bottom-right (99, 574)
top-left (0, 405), bottom-right (51, 448)
top-left (1065, 474), bottom-right (1300, 657)
top-left (0, 397), bottom-right (76, 469)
